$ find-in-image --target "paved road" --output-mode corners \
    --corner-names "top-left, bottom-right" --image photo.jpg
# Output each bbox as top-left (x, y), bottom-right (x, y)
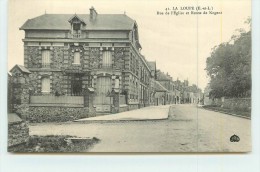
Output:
top-left (30, 104), bottom-right (251, 152)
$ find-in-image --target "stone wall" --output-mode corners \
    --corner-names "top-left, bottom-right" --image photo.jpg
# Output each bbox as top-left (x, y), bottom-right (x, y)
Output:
top-left (119, 105), bottom-right (129, 112)
top-left (29, 70), bottom-right (92, 96)
top-left (52, 72), bottom-right (66, 95)
top-left (24, 45), bottom-right (132, 71)
top-left (223, 98), bottom-right (251, 111)
top-left (23, 42), bottom-right (152, 114)
top-left (211, 98), bottom-right (223, 106)
top-left (89, 47), bottom-right (101, 69)
top-left (29, 106), bottom-right (95, 123)
top-left (114, 47), bottom-right (127, 70)
top-left (29, 72), bottom-right (40, 94)
top-left (212, 97), bottom-right (251, 112)
top-left (8, 74), bottom-right (13, 113)
top-left (10, 67), bottom-right (31, 119)
top-left (204, 96), bottom-right (213, 106)
top-left (52, 47), bottom-right (64, 69)
top-left (128, 104), bottom-right (139, 111)
top-left (8, 121), bottom-right (29, 148)
top-left (29, 71), bottom-right (67, 96)
top-left (24, 46), bottom-right (41, 68)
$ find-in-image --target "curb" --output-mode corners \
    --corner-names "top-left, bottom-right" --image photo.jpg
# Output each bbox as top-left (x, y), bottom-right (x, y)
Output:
top-left (74, 106), bottom-right (171, 122)
top-left (201, 107), bottom-right (251, 120)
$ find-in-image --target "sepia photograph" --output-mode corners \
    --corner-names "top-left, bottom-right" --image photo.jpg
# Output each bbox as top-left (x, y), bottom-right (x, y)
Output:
top-left (7, 0), bottom-right (251, 153)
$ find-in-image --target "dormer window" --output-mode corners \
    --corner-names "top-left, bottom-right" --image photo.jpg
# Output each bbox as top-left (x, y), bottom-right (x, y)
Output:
top-left (68, 15), bottom-right (86, 38)
top-left (73, 23), bottom-right (81, 30)
top-left (72, 23), bottom-right (81, 38)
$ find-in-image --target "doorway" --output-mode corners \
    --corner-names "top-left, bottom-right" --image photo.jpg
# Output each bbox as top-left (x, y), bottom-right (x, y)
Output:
top-left (94, 76), bottom-right (113, 112)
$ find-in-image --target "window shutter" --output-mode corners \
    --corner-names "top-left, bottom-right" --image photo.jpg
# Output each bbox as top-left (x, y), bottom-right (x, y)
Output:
top-left (74, 52), bottom-right (80, 64)
top-left (102, 51), bottom-right (112, 67)
top-left (42, 50), bottom-right (50, 68)
top-left (41, 77), bottom-right (50, 93)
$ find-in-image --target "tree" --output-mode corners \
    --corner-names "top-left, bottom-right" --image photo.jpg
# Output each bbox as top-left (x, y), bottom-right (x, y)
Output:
top-left (205, 18), bottom-right (251, 98)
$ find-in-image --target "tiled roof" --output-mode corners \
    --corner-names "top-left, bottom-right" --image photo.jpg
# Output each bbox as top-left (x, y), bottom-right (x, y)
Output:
top-left (154, 81), bottom-right (168, 92)
top-left (10, 65), bottom-right (31, 74)
top-left (147, 61), bottom-right (156, 71)
top-left (8, 113), bottom-right (22, 123)
top-left (157, 70), bottom-right (171, 80)
top-left (20, 14), bottom-right (135, 30)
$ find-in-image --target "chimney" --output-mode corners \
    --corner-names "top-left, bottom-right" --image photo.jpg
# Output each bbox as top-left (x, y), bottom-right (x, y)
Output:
top-left (90, 6), bottom-right (98, 20)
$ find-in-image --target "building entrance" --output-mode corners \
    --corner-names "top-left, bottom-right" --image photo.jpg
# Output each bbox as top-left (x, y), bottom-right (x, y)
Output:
top-left (94, 76), bottom-right (113, 112)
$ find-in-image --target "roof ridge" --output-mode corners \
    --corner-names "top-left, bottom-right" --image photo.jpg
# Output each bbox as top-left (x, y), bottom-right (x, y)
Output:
top-left (20, 13), bottom-right (135, 31)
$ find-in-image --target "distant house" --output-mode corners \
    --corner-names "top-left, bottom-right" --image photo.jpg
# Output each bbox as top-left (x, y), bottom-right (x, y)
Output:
top-left (156, 70), bottom-right (178, 104)
top-left (153, 80), bottom-right (168, 106)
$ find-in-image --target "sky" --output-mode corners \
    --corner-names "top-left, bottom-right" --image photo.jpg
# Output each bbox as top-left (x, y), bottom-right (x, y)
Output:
top-left (8, 0), bottom-right (251, 90)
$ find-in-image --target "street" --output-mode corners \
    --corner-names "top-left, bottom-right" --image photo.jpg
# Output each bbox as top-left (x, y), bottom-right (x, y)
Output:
top-left (29, 104), bottom-right (251, 152)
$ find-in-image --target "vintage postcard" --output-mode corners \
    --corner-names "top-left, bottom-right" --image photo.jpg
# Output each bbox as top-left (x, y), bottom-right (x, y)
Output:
top-left (7, 0), bottom-right (251, 152)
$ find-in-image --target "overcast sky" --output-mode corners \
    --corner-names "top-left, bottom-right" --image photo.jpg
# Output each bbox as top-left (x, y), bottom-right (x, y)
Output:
top-left (8, 0), bottom-right (251, 90)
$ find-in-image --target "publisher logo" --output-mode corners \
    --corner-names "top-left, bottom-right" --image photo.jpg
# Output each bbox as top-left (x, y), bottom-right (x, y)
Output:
top-left (230, 134), bottom-right (240, 142)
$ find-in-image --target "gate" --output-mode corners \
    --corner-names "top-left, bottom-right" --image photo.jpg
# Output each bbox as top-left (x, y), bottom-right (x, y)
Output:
top-left (94, 77), bottom-right (113, 112)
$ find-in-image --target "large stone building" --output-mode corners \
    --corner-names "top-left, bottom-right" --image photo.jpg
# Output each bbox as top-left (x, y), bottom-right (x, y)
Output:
top-left (20, 7), bottom-right (151, 113)
top-left (9, 7), bottom-right (202, 122)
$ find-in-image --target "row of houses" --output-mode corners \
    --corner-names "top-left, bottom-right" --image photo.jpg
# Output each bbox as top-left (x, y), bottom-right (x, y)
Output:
top-left (151, 69), bottom-right (202, 106)
top-left (9, 7), bottom-right (202, 121)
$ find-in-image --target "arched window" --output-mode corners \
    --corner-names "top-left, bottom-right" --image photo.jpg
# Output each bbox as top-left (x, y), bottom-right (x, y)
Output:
top-left (41, 77), bottom-right (50, 93)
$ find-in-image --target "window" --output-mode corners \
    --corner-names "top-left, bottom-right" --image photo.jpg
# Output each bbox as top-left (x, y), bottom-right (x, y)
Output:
top-left (72, 23), bottom-right (81, 38)
top-left (42, 50), bottom-right (50, 68)
top-left (41, 77), bottom-right (50, 93)
top-left (102, 51), bottom-right (112, 68)
top-left (73, 23), bottom-right (81, 30)
top-left (115, 79), bottom-right (119, 89)
top-left (71, 74), bottom-right (82, 96)
top-left (74, 52), bottom-right (80, 64)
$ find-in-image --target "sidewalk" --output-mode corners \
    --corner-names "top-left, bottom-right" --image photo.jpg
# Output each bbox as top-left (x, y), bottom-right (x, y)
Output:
top-left (74, 105), bottom-right (171, 122)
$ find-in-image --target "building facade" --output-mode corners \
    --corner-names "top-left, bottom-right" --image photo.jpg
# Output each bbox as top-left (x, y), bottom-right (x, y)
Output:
top-left (12, 7), bottom-right (203, 122)
top-left (20, 7), bottom-right (151, 113)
